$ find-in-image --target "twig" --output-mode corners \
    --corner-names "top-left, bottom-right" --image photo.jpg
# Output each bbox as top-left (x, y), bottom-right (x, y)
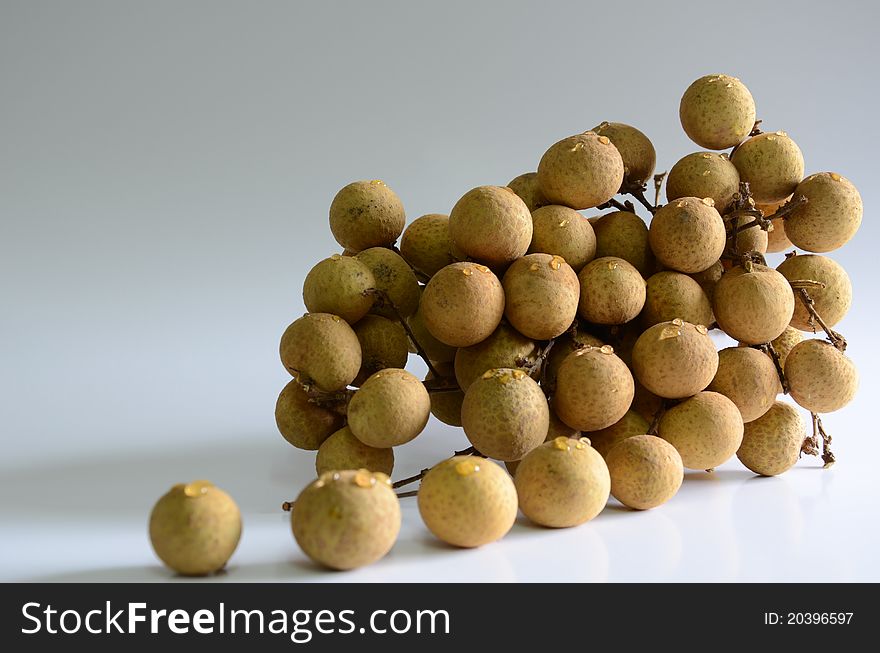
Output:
top-left (389, 446), bottom-right (483, 491)
top-left (282, 501), bottom-right (294, 512)
top-left (761, 342), bottom-right (789, 394)
top-left (804, 413), bottom-right (836, 468)
top-left (596, 197), bottom-right (632, 213)
top-left (647, 400), bottom-right (667, 435)
top-left (366, 288), bottom-right (442, 378)
top-left (792, 286), bottom-right (847, 351)
top-left (422, 377), bottom-right (463, 394)
top-left (766, 194), bottom-right (808, 221)
top-left (396, 490), bottom-right (418, 499)
top-left (622, 181), bottom-right (659, 215)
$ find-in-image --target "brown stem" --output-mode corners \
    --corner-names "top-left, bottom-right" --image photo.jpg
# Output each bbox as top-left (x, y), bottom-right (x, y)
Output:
top-left (366, 288), bottom-right (442, 378)
top-left (422, 378), bottom-right (463, 394)
top-left (392, 468), bottom-right (431, 490)
top-left (804, 413), bottom-right (835, 468)
top-left (396, 490), bottom-right (419, 499)
top-left (766, 194), bottom-right (808, 221)
top-left (622, 181), bottom-right (659, 215)
top-left (647, 400), bottom-right (667, 436)
top-left (596, 197), bottom-right (632, 213)
top-left (793, 287), bottom-right (847, 351)
top-left (282, 501), bottom-right (294, 512)
top-left (761, 342), bottom-right (790, 394)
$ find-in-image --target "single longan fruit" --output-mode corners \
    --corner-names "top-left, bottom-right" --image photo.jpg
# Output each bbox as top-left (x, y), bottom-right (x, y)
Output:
top-left (355, 247), bottom-right (420, 318)
top-left (515, 436), bottom-right (610, 528)
top-left (418, 456), bottom-right (517, 548)
top-left (420, 262), bottom-right (505, 347)
top-left (606, 435), bottom-right (683, 510)
top-left (503, 253), bottom-right (580, 339)
top-left (507, 172), bottom-right (548, 212)
top-left (578, 256), bottom-right (646, 325)
top-left (529, 205), bottom-right (597, 272)
top-left (586, 410), bottom-right (650, 458)
top-left (537, 131), bottom-right (624, 210)
top-left (149, 480), bottom-right (241, 576)
top-left (592, 211), bottom-right (654, 276)
top-left (348, 369), bottom-right (431, 448)
top-left (689, 260), bottom-right (724, 305)
top-left (631, 319), bottom-right (718, 399)
top-left (399, 213), bottom-right (455, 277)
top-left (784, 173), bottom-right (863, 252)
top-left (777, 254), bottom-right (852, 331)
top-left (679, 74), bottom-right (756, 150)
top-left (554, 346), bottom-right (634, 431)
top-left (766, 217), bottom-right (793, 253)
top-left (425, 363), bottom-right (465, 427)
top-left (352, 315), bottom-right (409, 386)
top-left (727, 215), bottom-right (769, 256)
top-left (731, 131), bottom-right (804, 204)
top-left (642, 271), bottom-right (713, 329)
top-left (649, 197), bottom-right (726, 273)
top-left (454, 323), bottom-right (538, 392)
top-left (666, 152), bottom-right (741, 213)
top-left (542, 328), bottom-right (605, 391)
top-left (737, 401), bottom-right (804, 476)
top-left (505, 411), bottom-right (579, 476)
top-left (713, 264), bottom-right (795, 344)
top-left (280, 313), bottom-right (362, 391)
top-left (461, 368), bottom-right (549, 461)
top-left (316, 426), bottom-right (394, 476)
top-left (275, 379), bottom-right (344, 450)
top-left (592, 121), bottom-right (656, 185)
top-left (785, 340), bottom-right (858, 413)
top-left (708, 347), bottom-right (780, 423)
top-left (659, 391), bottom-right (744, 470)
top-left (329, 180), bottom-right (405, 252)
top-left (449, 186), bottom-right (533, 268)
top-left (302, 255), bottom-right (376, 324)
top-left (767, 326), bottom-right (804, 368)
top-left (292, 469), bottom-right (400, 570)
top-left (406, 308), bottom-right (456, 363)
top-left (632, 379), bottom-right (663, 422)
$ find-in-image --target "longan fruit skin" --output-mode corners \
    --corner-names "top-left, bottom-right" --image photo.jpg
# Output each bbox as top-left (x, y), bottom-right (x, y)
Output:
top-left (505, 412), bottom-right (579, 476)
top-left (302, 255), bottom-right (376, 324)
top-left (329, 180), bottom-right (406, 252)
top-left (666, 152), bottom-right (741, 213)
top-left (461, 369), bottom-right (550, 462)
top-left (648, 197), bottom-right (726, 273)
top-left (149, 482), bottom-right (241, 576)
top-left (515, 438), bottom-right (611, 528)
top-left (708, 347), bottom-right (780, 423)
top-left (400, 213), bottom-right (454, 277)
top-left (737, 401), bottom-right (804, 476)
top-left (537, 132), bottom-right (624, 210)
top-left (785, 340), bottom-right (858, 413)
top-left (784, 173), bottom-right (862, 253)
top-left (777, 254), bottom-right (852, 331)
top-left (679, 74), bottom-right (756, 150)
top-left (592, 211), bottom-right (653, 277)
top-left (554, 347), bottom-right (634, 431)
top-left (292, 470), bottom-right (400, 571)
top-left (728, 215), bottom-right (769, 256)
top-left (420, 262), bottom-right (505, 347)
top-left (592, 121), bottom-right (656, 184)
top-left (606, 435), bottom-right (683, 510)
top-left (425, 363), bottom-right (464, 427)
top-left (280, 313), bottom-right (362, 392)
top-left (507, 172), bottom-right (548, 212)
top-left (689, 260), bottom-right (724, 305)
top-left (767, 326), bottom-right (804, 368)
top-left (528, 205), bottom-right (597, 272)
top-left (503, 253), bottom-right (580, 339)
top-left (766, 217), bottom-right (793, 253)
top-left (316, 426), bottom-right (394, 476)
top-left (578, 256), bottom-right (646, 325)
top-left (275, 379), bottom-right (345, 450)
top-left (659, 391), bottom-right (744, 470)
top-left (631, 320), bottom-right (718, 399)
top-left (449, 186), bottom-right (533, 268)
top-left (355, 247), bottom-right (421, 318)
top-left (586, 410), bottom-right (650, 458)
top-left (406, 308), bottom-right (456, 363)
top-left (454, 323), bottom-right (538, 392)
top-left (542, 328), bottom-right (605, 392)
top-left (713, 264), bottom-right (795, 345)
top-left (352, 315), bottom-right (409, 386)
top-left (632, 379), bottom-right (663, 422)
top-left (348, 369), bottom-right (431, 448)
top-left (417, 456), bottom-right (517, 548)
top-left (641, 271), bottom-right (713, 329)
top-left (731, 131), bottom-right (805, 204)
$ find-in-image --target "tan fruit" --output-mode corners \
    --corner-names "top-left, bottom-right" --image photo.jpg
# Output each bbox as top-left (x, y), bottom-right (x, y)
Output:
top-left (507, 172), bottom-right (548, 212)
top-left (777, 254), bottom-right (852, 331)
top-left (689, 260), bottom-right (724, 305)
top-left (329, 180), bottom-right (405, 252)
top-left (737, 401), bottom-right (805, 476)
top-left (292, 470), bottom-right (400, 570)
top-left (592, 121), bottom-right (656, 184)
top-left (425, 363), bottom-right (465, 427)
top-left (537, 131), bottom-right (624, 210)
top-left (642, 271), bottom-right (713, 329)
top-left (275, 379), bottom-right (344, 450)
top-left (302, 255), bottom-right (376, 324)
top-left (528, 205), bottom-right (597, 272)
top-left (731, 131), bottom-right (805, 203)
top-left (766, 217), bottom-right (793, 253)
top-left (449, 186), bottom-right (533, 268)
top-left (587, 410), bottom-right (650, 458)
top-left (578, 256), bottom-right (646, 325)
top-left (554, 346), bottom-right (634, 431)
top-left (406, 308), bottom-right (456, 363)
top-left (542, 328), bottom-right (605, 391)
top-left (768, 326), bottom-right (804, 368)
top-left (355, 247), bottom-right (420, 318)
top-left (606, 435), bottom-right (683, 510)
top-left (649, 197), bottom-right (726, 273)
top-left (348, 369), bottom-right (431, 447)
top-left (784, 173), bottom-right (862, 252)
top-left (280, 313), bottom-right (362, 392)
top-left (632, 380), bottom-right (663, 422)
top-left (592, 211), bottom-right (654, 277)
top-left (399, 213), bottom-right (455, 277)
top-left (666, 152), bottom-right (741, 213)
top-left (316, 426), bottom-right (394, 476)
top-left (503, 253), bottom-right (580, 339)
top-left (454, 323), bottom-right (538, 392)
top-left (505, 412), bottom-right (579, 476)
top-left (631, 319), bottom-right (718, 398)
top-left (728, 216), bottom-right (769, 256)
top-left (658, 391), bottom-right (744, 470)
top-left (352, 315), bottom-right (409, 386)
top-left (785, 340), bottom-right (858, 413)
top-left (679, 74), bottom-right (756, 150)
top-left (713, 264), bottom-right (795, 344)
top-left (708, 347), bottom-right (780, 422)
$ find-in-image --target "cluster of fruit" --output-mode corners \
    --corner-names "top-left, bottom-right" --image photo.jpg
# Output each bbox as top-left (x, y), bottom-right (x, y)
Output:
top-left (149, 74), bottom-right (860, 576)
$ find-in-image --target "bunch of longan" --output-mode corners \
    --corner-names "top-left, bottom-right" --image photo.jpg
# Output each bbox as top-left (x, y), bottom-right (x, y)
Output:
top-left (149, 74), bottom-right (860, 576)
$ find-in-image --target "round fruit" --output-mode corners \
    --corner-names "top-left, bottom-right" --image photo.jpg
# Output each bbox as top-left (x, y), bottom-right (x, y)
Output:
top-left (632, 379), bottom-right (664, 422)
top-left (659, 392), bottom-right (744, 470)
top-left (713, 264), bottom-right (795, 344)
top-left (648, 197), bottom-right (726, 273)
top-left (355, 247), bottom-right (420, 318)
top-left (592, 211), bottom-right (653, 276)
top-left (275, 379), bottom-right (344, 450)
top-left (505, 412), bottom-right (579, 476)
top-left (503, 253), bottom-right (580, 339)
top-left (731, 131), bottom-right (805, 204)
top-left (302, 255), bottom-right (376, 324)
top-left (728, 215), bottom-right (769, 256)
top-left (280, 313), bottom-right (362, 391)
top-left (316, 426), bottom-right (394, 476)
top-left (529, 205), bottom-right (597, 272)
top-left (766, 217), bottom-right (793, 253)
top-left (454, 323), bottom-right (538, 392)
top-left (406, 308), bottom-right (456, 363)
top-left (348, 369), bottom-right (431, 447)
top-left (777, 254), bottom-right (852, 331)
top-left (507, 172), bottom-right (547, 212)
top-left (537, 131), bottom-right (624, 210)
top-left (737, 401), bottom-right (805, 476)
top-left (352, 315), bottom-right (409, 386)
top-left (425, 363), bottom-right (465, 427)
top-left (592, 121), bottom-right (656, 184)
top-left (689, 260), bottom-right (724, 305)
top-left (708, 347), bottom-right (780, 422)
top-left (679, 74), bottom-right (756, 150)
top-left (542, 328), bottom-right (605, 391)
top-left (399, 213), bottom-right (454, 277)
top-left (449, 186), bottom-right (533, 268)
top-left (641, 271), bottom-right (713, 329)
top-left (785, 340), bottom-right (858, 413)
top-left (554, 346), bottom-right (634, 431)
top-left (768, 326), bottom-right (804, 368)
top-left (666, 152), bottom-right (741, 213)
top-left (631, 319), bottom-right (718, 398)
top-left (784, 172), bottom-right (862, 252)
top-left (586, 410), bottom-right (650, 458)
top-left (606, 435), bottom-right (683, 510)
top-left (578, 256), bottom-right (646, 325)
top-left (329, 180), bottom-right (405, 252)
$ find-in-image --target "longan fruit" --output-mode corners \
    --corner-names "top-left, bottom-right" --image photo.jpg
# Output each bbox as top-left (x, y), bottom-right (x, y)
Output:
top-left (348, 369), bottom-right (431, 448)
top-left (737, 401), bottom-right (805, 476)
top-left (292, 469), bottom-right (400, 570)
top-left (537, 131), bottom-right (624, 210)
top-left (592, 121), bottom-right (657, 185)
top-left (352, 315), bottom-right (409, 386)
top-left (776, 254), bottom-right (852, 331)
top-left (767, 326), bottom-right (804, 368)
top-left (316, 426), bottom-right (394, 476)
top-left (425, 363), bottom-right (465, 427)
top-left (631, 319), bottom-right (718, 399)
top-left (713, 264), bottom-right (795, 345)
top-left (515, 436), bottom-right (611, 528)
top-left (784, 173), bottom-right (862, 252)
top-left (592, 211), bottom-right (654, 277)
top-left (666, 152), bottom-right (741, 213)
top-left (578, 256), bottom-right (646, 325)
top-left (329, 180), bottom-right (405, 252)
top-left (149, 481), bottom-right (241, 576)
top-left (689, 260), bottom-right (724, 305)
top-left (406, 308), bottom-right (456, 363)
top-left (785, 339), bottom-right (858, 413)
top-left (505, 411), bottom-right (579, 476)
top-left (454, 323), bottom-right (538, 392)
top-left (606, 435), bottom-right (683, 510)
top-left (766, 217), bottom-right (793, 253)
top-left (642, 271), bottom-right (713, 329)
top-left (731, 131), bottom-right (805, 204)
top-left (542, 328), bottom-right (605, 391)
top-left (632, 379), bottom-right (663, 422)
top-left (399, 213), bottom-right (455, 277)
top-left (420, 262), bottom-right (505, 347)
top-left (586, 409), bottom-right (650, 458)
top-left (728, 216), bottom-right (769, 256)
top-left (355, 247), bottom-right (421, 318)
top-left (649, 197), bottom-right (726, 274)
top-left (275, 379), bottom-right (344, 450)
top-left (659, 391), bottom-right (744, 470)
top-left (554, 346), bottom-right (634, 431)
top-left (507, 172), bottom-right (548, 212)
top-left (679, 74), bottom-right (756, 150)
top-left (528, 205), bottom-right (597, 272)
top-left (461, 368), bottom-right (550, 461)
top-left (302, 255), bottom-right (376, 324)
top-left (707, 347), bottom-right (780, 423)
top-left (503, 253), bottom-right (580, 339)
top-left (449, 186), bottom-right (533, 268)
top-left (280, 313), bottom-right (362, 392)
